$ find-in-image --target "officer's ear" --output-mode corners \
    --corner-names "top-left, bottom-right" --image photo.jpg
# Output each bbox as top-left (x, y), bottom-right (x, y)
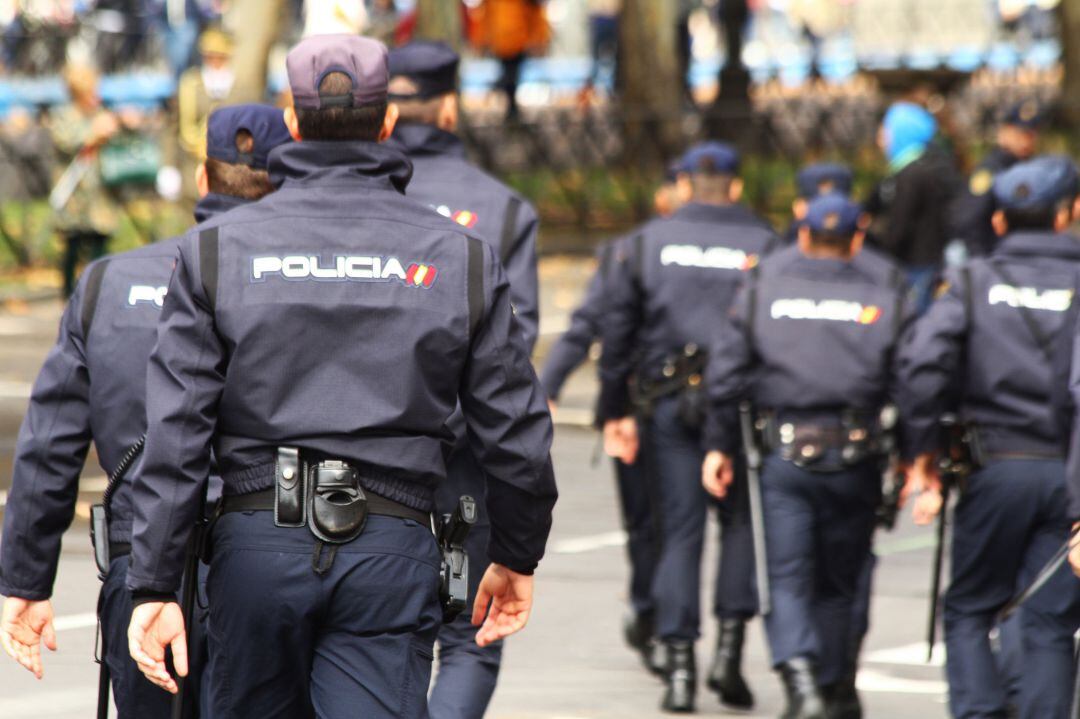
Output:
top-left (850, 231), bottom-right (865, 257)
top-left (438, 94), bottom-right (459, 133)
top-left (792, 198), bottom-right (807, 220)
top-left (1054, 202), bottom-right (1074, 233)
top-left (195, 162), bottom-right (209, 199)
top-left (729, 178), bottom-right (744, 203)
top-left (991, 210), bottom-right (1009, 237)
top-left (283, 106), bottom-right (302, 142)
top-left (1072, 196), bottom-right (1080, 225)
top-left (797, 225), bottom-right (812, 254)
top-left (675, 175), bottom-right (692, 205)
top-left (378, 102), bottom-right (400, 143)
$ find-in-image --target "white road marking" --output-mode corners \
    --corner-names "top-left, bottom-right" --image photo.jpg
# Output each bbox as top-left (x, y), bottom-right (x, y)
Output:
top-left (52, 613), bottom-right (98, 632)
top-left (856, 668), bottom-right (948, 696)
top-left (552, 530), bottom-right (627, 554)
top-left (0, 688), bottom-right (96, 717)
top-left (865, 642), bottom-right (946, 667)
top-left (0, 317), bottom-right (45, 336)
top-left (552, 408), bottom-right (595, 428)
top-left (0, 380), bottom-right (32, 399)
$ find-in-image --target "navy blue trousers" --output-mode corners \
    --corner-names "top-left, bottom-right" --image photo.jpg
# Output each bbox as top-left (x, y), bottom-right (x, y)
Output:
top-left (613, 454), bottom-right (660, 619)
top-left (760, 454), bottom-right (879, 685)
top-left (647, 396), bottom-right (757, 642)
top-left (100, 557), bottom-right (173, 718)
top-left (944, 459), bottom-right (1080, 719)
top-left (429, 447), bottom-right (502, 719)
top-left (205, 511), bottom-right (442, 719)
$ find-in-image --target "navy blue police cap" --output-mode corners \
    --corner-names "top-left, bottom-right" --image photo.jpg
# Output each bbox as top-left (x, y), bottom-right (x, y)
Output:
top-left (681, 141), bottom-right (740, 175)
top-left (993, 155), bottom-right (1080, 210)
top-left (805, 192), bottom-right (862, 235)
top-left (206, 104), bottom-right (292, 169)
top-left (1003, 99), bottom-right (1045, 130)
top-left (388, 40), bottom-right (459, 100)
top-left (796, 163), bottom-right (854, 199)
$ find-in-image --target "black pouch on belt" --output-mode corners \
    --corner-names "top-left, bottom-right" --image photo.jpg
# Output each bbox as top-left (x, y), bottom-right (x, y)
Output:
top-left (308, 460), bottom-right (369, 544)
top-left (275, 446), bottom-right (305, 528)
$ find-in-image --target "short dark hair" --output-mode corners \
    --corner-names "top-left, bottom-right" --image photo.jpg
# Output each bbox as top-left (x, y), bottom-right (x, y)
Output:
top-left (204, 129), bottom-right (274, 200)
top-left (809, 229), bottom-right (856, 253)
top-left (294, 71), bottom-right (387, 142)
top-left (1002, 199), bottom-right (1073, 231)
top-left (690, 172), bottom-right (735, 204)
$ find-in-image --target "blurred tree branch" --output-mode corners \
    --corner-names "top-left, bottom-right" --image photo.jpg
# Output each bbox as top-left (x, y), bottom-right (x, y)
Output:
top-left (618, 0), bottom-right (682, 160)
top-left (1061, 0), bottom-right (1080, 124)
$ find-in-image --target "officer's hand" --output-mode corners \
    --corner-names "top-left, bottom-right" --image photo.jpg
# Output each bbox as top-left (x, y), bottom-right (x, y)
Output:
top-left (603, 417), bottom-right (639, 464)
top-left (547, 400), bottom-right (557, 418)
top-left (0, 597), bottom-right (56, 679)
top-left (909, 453), bottom-right (943, 525)
top-left (702, 451), bottom-right (734, 499)
top-left (128, 601), bottom-right (186, 694)
top-left (472, 564), bottom-right (534, 647)
top-left (1069, 523), bottom-right (1080, 579)
top-left (912, 489), bottom-right (943, 526)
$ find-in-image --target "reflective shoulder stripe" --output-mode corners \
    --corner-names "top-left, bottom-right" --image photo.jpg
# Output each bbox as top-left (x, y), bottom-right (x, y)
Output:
top-left (499, 197), bottom-right (522, 265)
top-left (80, 259), bottom-right (110, 341)
top-left (467, 236), bottom-right (484, 340)
top-left (199, 226), bottom-right (219, 310)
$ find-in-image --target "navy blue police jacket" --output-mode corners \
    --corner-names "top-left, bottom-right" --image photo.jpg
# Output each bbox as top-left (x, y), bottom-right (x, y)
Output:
top-left (703, 250), bottom-right (912, 453)
top-left (598, 202), bottom-right (778, 421)
top-left (898, 231), bottom-right (1080, 460)
top-left (0, 192), bottom-right (245, 601)
top-left (127, 141), bottom-right (557, 595)
top-left (539, 240), bottom-right (616, 402)
top-left (949, 146), bottom-right (1018, 257)
top-left (389, 123), bottom-right (539, 351)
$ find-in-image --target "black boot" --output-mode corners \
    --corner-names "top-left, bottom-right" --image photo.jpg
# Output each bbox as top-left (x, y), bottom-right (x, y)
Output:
top-left (822, 676), bottom-right (861, 719)
top-left (661, 642), bottom-right (697, 713)
top-left (623, 612), bottom-right (664, 675)
top-left (706, 618), bottom-right (755, 709)
top-left (779, 658), bottom-right (826, 719)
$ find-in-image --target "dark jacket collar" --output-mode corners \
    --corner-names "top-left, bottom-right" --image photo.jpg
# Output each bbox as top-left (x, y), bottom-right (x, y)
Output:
top-left (193, 192), bottom-right (249, 224)
top-left (995, 231), bottom-right (1080, 261)
top-left (268, 140), bottom-right (413, 194)
top-left (671, 202), bottom-right (772, 230)
top-left (388, 123), bottom-right (466, 160)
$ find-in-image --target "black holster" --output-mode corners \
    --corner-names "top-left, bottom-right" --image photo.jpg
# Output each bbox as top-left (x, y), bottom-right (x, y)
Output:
top-left (274, 447), bottom-right (369, 545)
top-left (438, 496), bottom-right (477, 623)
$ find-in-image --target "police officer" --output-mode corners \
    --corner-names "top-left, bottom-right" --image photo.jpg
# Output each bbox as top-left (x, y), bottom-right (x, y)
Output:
top-left (950, 100), bottom-right (1043, 259)
top-left (702, 193), bottom-right (912, 719)
top-left (539, 234), bottom-right (662, 671)
top-left (600, 142), bottom-right (774, 713)
top-left (900, 155), bottom-right (1080, 719)
top-left (0, 103), bottom-right (292, 717)
top-left (384, 40), bottom-right (542, 718)
top-left (784, 163), bottom-right (855, 244)
top-left (125, 35), bottom-right (558, 719)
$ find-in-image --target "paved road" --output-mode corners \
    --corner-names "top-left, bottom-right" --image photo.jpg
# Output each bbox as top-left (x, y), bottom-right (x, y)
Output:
top-left (0, 269), bottom-right (952, 718)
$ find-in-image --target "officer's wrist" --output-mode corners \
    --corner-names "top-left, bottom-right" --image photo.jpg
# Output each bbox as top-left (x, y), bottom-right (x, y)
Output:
top-left (130, 591), bottom-right (175, 608)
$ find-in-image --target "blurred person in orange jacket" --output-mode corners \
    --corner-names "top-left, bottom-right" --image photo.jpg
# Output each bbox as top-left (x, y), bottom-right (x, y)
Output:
top-left (470, 0), bottom-right (549, 120)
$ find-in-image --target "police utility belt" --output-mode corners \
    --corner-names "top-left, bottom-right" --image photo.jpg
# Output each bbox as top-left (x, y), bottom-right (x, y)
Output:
top-left (219, 447), bottom-right (477, 622)
top-left (758, 410), bottom-right (886, 472)
top-left (633, 344), bottom-right (707, 427)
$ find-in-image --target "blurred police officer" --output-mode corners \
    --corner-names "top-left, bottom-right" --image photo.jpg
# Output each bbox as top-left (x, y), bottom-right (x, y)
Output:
top-left (600, 142), bottom-right (775, 713)
top-left (0, 103), bottom-right (291, 717)
top-left (900, 156), bottom-right (1080, 719)
top-left (951, 100), bottom-right (1043, 259)
top-left (703, 193), bottom-right (913, 719)
top-left (385, 40), bottom-right (542, 718)
top-left (539, 234), bottom-right (662, 672)
top-left (125, 35), bottom-right (558, 719)
top-left (784, 163), bottom-right (855, 244)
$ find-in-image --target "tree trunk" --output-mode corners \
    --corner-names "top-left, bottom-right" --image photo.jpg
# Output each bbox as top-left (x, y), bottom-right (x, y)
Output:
top-left (618, 0), bottom-right (682, 163)
top-left (1060, 0), bottom-right (1080, 126)
top-left (710, 0), bottom-right (752, 140)
top-left (414, 0), bottom-right (463, 50)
